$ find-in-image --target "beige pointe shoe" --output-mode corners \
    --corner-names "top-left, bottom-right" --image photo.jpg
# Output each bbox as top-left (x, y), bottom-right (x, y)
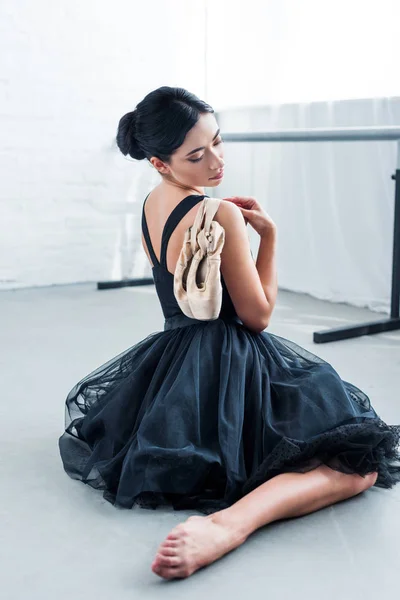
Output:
top-left (173, 226), bottom-right (196, 318)
top-left (174, 198), bottom-right (225, 320)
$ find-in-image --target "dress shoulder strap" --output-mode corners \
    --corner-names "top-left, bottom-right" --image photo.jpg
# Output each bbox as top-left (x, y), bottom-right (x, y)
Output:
top-left (141, 192), bottom-right (160, 268)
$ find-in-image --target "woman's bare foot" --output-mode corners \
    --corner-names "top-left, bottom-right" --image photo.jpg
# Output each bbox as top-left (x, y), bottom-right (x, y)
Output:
top-left (151, 513), bottom-right (247, 579)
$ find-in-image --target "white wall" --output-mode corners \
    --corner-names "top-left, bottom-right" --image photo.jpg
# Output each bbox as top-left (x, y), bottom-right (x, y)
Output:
top-left (206, 0), bottom-right (400, 109)
top-left (0, 0), bottom-right (206, 289)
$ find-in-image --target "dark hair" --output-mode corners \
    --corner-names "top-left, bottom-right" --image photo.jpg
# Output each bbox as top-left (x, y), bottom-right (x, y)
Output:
top-left (116, 86), bottom-right (214, 162)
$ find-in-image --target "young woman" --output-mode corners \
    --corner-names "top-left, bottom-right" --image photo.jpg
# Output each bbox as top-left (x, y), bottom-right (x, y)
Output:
top-left (58, 86), bottom-right (400, 580)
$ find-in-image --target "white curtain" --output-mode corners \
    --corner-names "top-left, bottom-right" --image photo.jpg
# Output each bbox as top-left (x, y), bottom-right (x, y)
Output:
top-left (215, 97), bottom-right (399, 314)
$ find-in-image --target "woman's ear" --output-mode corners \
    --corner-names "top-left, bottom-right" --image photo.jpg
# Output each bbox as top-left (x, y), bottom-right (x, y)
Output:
top-left (150, 156), bottom-right (170, 175)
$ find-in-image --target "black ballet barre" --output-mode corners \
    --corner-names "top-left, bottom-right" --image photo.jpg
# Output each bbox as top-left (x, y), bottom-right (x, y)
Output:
top-left (98, 278), bottom-right (154, 290)
top-left (97, 126), bottom-right (400, 344)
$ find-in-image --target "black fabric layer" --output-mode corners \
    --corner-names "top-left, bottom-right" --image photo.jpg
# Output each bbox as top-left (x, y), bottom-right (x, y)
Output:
top-left (58, 194), bottom-right (400, 514)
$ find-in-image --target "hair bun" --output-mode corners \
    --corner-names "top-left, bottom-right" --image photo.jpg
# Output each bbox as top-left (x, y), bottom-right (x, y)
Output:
top-left (116, 110), bottom-right (146, 160)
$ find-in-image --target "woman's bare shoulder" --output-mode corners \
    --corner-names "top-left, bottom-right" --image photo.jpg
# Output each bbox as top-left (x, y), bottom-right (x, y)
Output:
top-left (211, 197), bottom-right (243, 223)
top-left (211, 197), bottom-right (270, 333)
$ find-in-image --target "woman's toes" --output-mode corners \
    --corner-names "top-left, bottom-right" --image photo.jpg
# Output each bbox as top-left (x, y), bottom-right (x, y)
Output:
top-left (158, 547), bottom-right (177, 557)
top-left (157, 554), bottom-right (181, 568)
top-left (167, 523), bottom-right (188, 538)
top-left (160, 539), bottom-right (179, 548)
top-left (153, 564), bottom-right (170, 579)
top-left (155, 565), bottom-right (189, 580)
top-left (152, 550), bottom-right (181, 569)
top-left (152, 563), bottom-right (183, 580)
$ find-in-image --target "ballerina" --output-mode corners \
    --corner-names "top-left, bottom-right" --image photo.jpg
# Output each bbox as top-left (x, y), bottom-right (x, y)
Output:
top-left (58, 86), bottom-right (400, 580)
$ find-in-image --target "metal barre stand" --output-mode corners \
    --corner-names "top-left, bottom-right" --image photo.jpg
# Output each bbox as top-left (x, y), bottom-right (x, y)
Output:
top-left (97, 127), bottom-right (400, 344)
top-left (314, 167), bottom-right (400, 343)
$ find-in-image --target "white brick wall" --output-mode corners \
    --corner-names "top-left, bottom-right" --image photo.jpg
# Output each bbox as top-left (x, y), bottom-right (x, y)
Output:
top-left (0, 0), bottom-right (206, 289)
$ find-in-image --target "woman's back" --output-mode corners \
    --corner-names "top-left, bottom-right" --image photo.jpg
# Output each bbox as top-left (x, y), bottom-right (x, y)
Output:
top-left (141, 186), bottom-right (272, 332)
top-left (141, 186), bottom-right (208, 276)
top-left (141, 187), bottom-right (238, 322)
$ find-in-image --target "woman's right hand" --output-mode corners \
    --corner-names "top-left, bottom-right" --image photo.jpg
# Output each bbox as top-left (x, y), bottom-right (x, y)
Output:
top-left (223, 196), bottom-right (276, 236)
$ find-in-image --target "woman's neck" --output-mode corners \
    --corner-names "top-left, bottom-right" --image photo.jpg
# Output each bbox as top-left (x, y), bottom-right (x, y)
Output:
top-left (159, 179), bottom-right (205, 197)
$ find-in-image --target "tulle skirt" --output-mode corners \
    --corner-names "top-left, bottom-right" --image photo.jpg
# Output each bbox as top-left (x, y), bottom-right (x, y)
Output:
top-left (58, 314), bottom-right (400, 515)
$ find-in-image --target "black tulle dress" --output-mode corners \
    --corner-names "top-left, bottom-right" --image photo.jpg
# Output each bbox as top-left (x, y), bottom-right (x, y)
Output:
top-left (58, 193), bottom-right (400, 515)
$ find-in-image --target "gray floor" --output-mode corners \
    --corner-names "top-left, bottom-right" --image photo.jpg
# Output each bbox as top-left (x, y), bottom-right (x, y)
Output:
top-left (1, 283), bottom-right (399, 600)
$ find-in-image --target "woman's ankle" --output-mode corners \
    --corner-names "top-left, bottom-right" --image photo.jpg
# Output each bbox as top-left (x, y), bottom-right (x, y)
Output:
top-left (207, 508), bottom-right (253, 543)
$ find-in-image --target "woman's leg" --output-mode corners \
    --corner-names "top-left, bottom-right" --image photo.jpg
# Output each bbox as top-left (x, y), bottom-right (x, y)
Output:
top-left (210, 464), bottom-right (378, 534)
top-left (152, 464), bottom-right (378, 579)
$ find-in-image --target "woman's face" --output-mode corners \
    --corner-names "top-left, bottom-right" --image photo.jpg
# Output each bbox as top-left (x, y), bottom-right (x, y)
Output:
top-left (151, 112), bottom-right (225, 189)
